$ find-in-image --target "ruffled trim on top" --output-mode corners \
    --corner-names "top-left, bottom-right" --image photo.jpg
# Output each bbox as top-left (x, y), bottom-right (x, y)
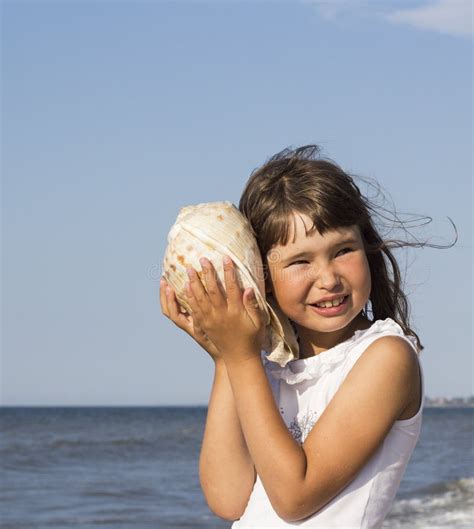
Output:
top-left (263, 318), bottom-right (418, 385)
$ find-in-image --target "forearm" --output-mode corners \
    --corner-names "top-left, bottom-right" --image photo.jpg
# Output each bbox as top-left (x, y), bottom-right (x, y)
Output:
top-left (225, 354), bottom-right (307, 519)
top-left (199, 359), bottom-right (256, 520)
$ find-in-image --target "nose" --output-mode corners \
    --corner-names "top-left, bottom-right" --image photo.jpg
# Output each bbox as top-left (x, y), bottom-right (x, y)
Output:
top-left (311, 263), bottom-right (341, 291)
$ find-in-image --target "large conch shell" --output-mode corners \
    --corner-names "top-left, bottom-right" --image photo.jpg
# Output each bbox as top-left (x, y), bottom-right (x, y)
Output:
top-left (162, 201), bottom-right (299, 366)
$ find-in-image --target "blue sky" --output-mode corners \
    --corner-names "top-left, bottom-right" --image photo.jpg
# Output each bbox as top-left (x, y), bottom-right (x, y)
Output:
top-left (2, 0), bottom-right (472, 406)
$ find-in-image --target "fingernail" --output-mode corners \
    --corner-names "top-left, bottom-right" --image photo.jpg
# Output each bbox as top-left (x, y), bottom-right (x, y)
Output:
top-left (223, 255), bottom-right (232, 265)
top-left (199, 257), bottom-right (209, 268)
top-left (186, 268), bottom-right (195, 278)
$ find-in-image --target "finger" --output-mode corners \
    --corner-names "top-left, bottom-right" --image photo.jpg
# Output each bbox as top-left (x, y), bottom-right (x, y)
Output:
top-left (223, 255), bottom-right (243, 308)
top-left (160, 278), bottom-right (170, 318)
top-left (243, 288), bottom-right (265, 328)
top-left (186, 266), bottom-right (212, 313)
top-left (164, 282), bottom-right (193, 332)
top-left (199, 258), bottom-right (227, 308)
top-left (184, 279), bottom-right (205, 321)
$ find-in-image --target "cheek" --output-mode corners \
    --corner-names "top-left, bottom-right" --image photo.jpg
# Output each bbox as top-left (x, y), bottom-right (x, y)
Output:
top-left (341, 254), bottom-right (371, 286)
top-left (353, 255), bottom-right (372, 296)
top-left (279, 268), bottom-right (310, 287)
top-left (268, 268), bottom-right (306, 300)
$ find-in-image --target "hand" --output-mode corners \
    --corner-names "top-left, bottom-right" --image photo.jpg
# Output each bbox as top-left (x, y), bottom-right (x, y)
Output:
top-left (160, 277), bottom-right (222, 363)
top-left (184, 256), bottom-right (266, 365)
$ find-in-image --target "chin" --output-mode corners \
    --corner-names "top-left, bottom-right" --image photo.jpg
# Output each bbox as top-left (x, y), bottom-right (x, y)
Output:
top-left (303, 311), bottom-right (360, 333)
top-left (309, 320), bottom-right (349, 334)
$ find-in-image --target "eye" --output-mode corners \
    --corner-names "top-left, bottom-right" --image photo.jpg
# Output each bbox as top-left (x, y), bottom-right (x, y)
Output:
top-left (289, 260), bottom-right (309, 266)
top-left (337, 247), bottom-right (354, 256)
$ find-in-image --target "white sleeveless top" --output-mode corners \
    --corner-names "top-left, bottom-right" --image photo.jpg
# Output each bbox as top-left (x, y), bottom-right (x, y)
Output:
top-left (232, 318), bottom-right (424, 529)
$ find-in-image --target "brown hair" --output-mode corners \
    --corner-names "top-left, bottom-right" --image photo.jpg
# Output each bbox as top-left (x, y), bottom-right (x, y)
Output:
top-left (239, 145), bottom-right (457, 352)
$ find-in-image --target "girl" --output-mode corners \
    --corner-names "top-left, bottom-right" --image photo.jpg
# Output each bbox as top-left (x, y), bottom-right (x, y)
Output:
top-left (160, 145), bottom-right (449, 527)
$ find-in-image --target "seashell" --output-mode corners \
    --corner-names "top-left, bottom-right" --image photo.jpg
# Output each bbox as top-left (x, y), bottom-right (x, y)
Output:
top-left (162, 201), bottom-right (299, 366)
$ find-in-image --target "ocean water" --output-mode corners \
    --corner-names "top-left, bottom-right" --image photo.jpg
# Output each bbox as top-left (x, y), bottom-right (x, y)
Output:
top-left (0, 407), bottom-right (472, 529)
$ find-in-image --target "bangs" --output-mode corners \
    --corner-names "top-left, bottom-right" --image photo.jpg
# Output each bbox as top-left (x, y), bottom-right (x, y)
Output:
top-left (259, 200), bottom-right (359, 259)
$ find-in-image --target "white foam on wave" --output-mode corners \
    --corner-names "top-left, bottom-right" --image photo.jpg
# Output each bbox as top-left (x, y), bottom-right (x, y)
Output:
top-left (383, 477), bottom-right (474, 528)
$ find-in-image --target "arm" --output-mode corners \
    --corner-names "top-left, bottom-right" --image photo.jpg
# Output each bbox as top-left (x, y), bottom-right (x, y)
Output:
top-left (184, 259), bottom-right (418, 522)
top-left (199, 359), bottom-right (256, 521)
top-left (159, 279), bottom-right (255, 521)
top-left (225, 336), bottom-right (419, 522)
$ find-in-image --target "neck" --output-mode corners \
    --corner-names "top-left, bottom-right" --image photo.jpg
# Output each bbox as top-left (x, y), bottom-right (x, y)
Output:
top-left (296, 315), bottom-right (372, 359)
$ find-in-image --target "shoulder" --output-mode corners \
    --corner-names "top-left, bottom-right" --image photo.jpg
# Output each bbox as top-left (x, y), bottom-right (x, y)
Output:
top-left (328, 335), bottom-right (419, 428)
top-left (343, 333), bottom-right (421, 422)
top-left (356, 334), bottom-right (420, 386)
top-left (362, 331), bottom-right (419, 361)
top-left (362, 334), bottom-right (421, 416)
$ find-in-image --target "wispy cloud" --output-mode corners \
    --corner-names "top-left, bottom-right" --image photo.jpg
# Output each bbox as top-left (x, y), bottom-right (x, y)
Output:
top-left (306, 0), bottom-right (473, 38)
top-left (386, 0), bottom-right (472, 38)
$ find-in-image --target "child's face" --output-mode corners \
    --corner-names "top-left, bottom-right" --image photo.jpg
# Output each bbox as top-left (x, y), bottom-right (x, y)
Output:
top-left (266, 212), bottom-right (371, 343)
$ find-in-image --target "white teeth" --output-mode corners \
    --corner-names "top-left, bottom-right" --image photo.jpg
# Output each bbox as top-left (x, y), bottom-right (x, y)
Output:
top-left (315, 296), bottom-right (345, 308)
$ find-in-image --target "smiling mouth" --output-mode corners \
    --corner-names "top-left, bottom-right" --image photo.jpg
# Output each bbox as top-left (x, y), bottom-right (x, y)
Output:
top-left (311, 295), bottom-right (349, 308)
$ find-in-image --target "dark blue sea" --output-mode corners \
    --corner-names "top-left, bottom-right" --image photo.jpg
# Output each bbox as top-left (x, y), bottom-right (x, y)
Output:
top-left (0, 407), bottom-right (472, 529)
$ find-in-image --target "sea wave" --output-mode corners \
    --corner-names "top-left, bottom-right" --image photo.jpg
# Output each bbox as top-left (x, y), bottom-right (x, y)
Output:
top-left (384, 477), bottom-right (474, 528)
